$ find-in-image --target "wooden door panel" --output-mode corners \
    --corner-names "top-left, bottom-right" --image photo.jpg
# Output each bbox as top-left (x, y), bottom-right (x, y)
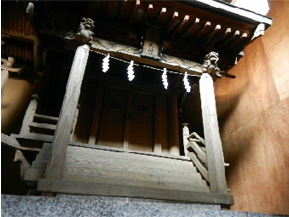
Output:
top-left (97, 88), bottom-right (126, 148)
top-left (125, 92), bottom-right (154, 152)
top-left (154, 95), bottom-right (169, 153)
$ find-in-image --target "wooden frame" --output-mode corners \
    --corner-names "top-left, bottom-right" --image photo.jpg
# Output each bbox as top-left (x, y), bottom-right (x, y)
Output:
top-left (141, 24), bottom-right (165, 60)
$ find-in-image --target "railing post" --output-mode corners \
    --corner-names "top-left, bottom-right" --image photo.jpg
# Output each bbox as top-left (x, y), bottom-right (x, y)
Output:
top-left (199, 51), bottom-right (228, 194)
top-left (45, 44), bottom-right (90, 180)
top-left (199, 72), bottom-right (227, 193)
top-left (182, 123), bottom-right (190, 157)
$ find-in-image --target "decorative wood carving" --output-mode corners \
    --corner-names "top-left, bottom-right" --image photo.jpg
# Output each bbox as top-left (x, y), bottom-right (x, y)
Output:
top-left (65, 17), bottom-right (95, 45)
top-left (201, 51), bottom-right (236, 79)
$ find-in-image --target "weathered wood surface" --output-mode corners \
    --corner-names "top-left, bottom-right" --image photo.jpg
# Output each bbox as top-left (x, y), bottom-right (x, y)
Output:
top-left (38, 178), bottom-right (233, 205)
top-left (36, 145), bottom-right (206, 185)
top-left (14, 150), bottom-right (30, 181)
top-left (63, 146), bottom-right (205, 184)
top-left (187, 141), bottom-right (207, 164)
top-left (1, 133), bottom-right (22, 150)
top-left (25, 143), bottom-right (51, 181)
top-left (199, 73), bottom-right (227, 193)
top-left (19, 96), bottom-right (38, 135)
top-left (90, 38), bottom-right (202, 75)
top-left (182, 125), bottom-right (209, 182)
top-left (70, 141), bottom-right (190, 161)
top-left (1, 133), bottom-right (41, 152)
top-left (33, 114), bottom-right (59, 124)
top-left (29, 122), bottom-right (57, 131)
top-left (28, 144), bottom-right (210, 193)
top-left (11, 133), bottom-right (54, 143)
top-left (45, 44), bottom-right (90, 180)
top-left (187, 152), bottom-right (209, 183)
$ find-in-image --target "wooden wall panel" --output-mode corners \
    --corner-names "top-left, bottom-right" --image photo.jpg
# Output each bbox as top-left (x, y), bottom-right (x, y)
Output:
top-left (214, 2), bottom-right (289, 215)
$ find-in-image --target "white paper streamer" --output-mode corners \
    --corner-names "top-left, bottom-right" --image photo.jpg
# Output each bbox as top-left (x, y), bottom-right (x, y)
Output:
top-left (183, 72), bottom-right (191, 93)
top-left (127, 60), bottom-right (135, 81)
top-left (102, 53), bottom-right (110, 73)
top-left (162, 68), bottom-right (168, 89)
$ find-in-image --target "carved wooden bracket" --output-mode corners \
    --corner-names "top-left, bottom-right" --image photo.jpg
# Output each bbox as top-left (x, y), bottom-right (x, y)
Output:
top-left (201, 51), bottom-right (235, 79)
top-left (65, 17), bottom-right (95, 45)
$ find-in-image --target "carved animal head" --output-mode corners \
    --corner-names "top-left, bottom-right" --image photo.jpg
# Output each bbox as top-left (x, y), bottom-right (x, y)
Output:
top-left (204, 51), bottom-right (219, 65)
top-left (79, 17), bottom-right (95, 32)
top-left (76, 17), bottom-right (95, 44)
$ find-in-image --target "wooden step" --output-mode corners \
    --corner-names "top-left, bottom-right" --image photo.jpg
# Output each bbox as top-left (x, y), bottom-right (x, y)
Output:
top-left (33, 114), bottom-right (59, 124)
top-left (29, 122), bottom-right (57, 131)
top-left (11, 133), bottom-right (54, 142)
top-left (25, 144), bottom-right (209, 193)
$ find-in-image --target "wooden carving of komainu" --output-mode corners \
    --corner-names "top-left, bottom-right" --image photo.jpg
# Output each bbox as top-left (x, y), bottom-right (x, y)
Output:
top-left (201, 51), bottom-right (235, 79)
top-left (65, 17), bottom-right (95, 45)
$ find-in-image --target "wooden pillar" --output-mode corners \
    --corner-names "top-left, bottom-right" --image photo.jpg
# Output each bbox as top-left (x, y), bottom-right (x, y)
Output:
top-left (199, 73), bottom-right (227, 193)
top-left (45, 44), bottom-right (90, 180)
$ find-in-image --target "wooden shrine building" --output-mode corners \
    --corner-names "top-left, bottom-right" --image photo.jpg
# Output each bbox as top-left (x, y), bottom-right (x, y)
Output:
top-left (1, 0), bottom-right (272, 207)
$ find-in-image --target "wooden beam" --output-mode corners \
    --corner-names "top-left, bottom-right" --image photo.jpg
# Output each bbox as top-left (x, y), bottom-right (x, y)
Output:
top-left (44, 44), bottom-right (90, 180)
top-left (199, 73), bottom-right (227, 194)
top-left (90, 38), bottom-right (202, 75)
top-left (38, 178), bottom-right (233, 205)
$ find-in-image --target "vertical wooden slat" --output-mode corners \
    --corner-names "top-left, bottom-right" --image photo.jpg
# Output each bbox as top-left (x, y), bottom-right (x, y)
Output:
top-left (88, 84), bottom-right (104, 145)
top-left (168, 95), bottom-right (180, 156)
top-left (123, 92), bottom-right (132, 149)
top-left (199, 73), bottom-right (227, 194)
top-left (45, 44), bottom-right (90, 180)
top-left (97, 88), bottom-right (126, 148)
top-left (154, 95), bottom-right (168, 154)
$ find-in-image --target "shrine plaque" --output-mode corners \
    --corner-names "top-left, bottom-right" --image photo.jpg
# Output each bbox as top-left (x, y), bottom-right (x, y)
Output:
top-left (141, 24), bottom-right (164, 60)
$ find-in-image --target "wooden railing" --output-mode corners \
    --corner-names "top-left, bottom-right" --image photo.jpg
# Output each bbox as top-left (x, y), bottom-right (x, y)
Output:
top-left (183, 123), bottom-right (229, 193)
top-left (11, 94), bottom-right (78, 143)
top-left (183, 124), bottom-right (209, 182)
